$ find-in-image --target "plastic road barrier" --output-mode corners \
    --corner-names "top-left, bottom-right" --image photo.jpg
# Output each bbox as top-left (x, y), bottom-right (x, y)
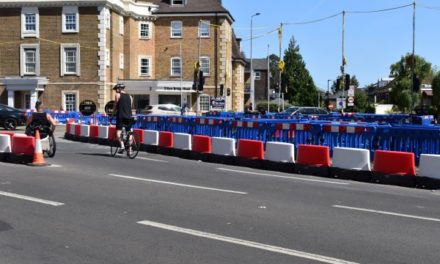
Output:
top-left (237, 139), bottom-right (264, 160)
top-left (265, 142), bottom-right (295, 163)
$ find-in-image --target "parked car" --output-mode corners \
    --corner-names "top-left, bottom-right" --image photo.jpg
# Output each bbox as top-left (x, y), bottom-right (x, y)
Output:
top-left (0, 104), bottom-right (27, 130)
top-left (283, 106), bottom-right (329, 116)
top-left (139, 104), bottom-right (182, 115)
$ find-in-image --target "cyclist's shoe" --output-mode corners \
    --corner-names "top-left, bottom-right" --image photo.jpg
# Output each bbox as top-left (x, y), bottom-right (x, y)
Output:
top-left (118, 149), bottom-right (125, 154)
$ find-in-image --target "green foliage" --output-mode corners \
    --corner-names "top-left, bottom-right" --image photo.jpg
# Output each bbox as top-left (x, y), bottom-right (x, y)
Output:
top-left (389, 54), bottom-right (432, 112)
top-left (432, 72), bottom-right (440, 113)
top-left (353, 90), bottom-right (367, 113)
top-left (365, 104), bottom-right (376, 114)
top-left (281, 37), bottom-right (318, 106)
top-left (256, 102), bottom-right (279, 113)
top-left (331, 75), bottom-right (359, 93)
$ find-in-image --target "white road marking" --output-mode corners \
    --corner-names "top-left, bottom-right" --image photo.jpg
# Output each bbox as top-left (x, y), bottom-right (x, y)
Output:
top-left (49, 164), bottom-right (62, 168)
top-left (333, 205), bottom-right (440, 223)
top-left (108, 174), bottom-right (247, 195)
top-left (217, 168), bottom-right (349, 185)
top-left (137, 220), bottom-right (358, 264)
top-left (0, 191), bottom-right (64, 206)
top-left (136, 157), bottom-right (169, 163)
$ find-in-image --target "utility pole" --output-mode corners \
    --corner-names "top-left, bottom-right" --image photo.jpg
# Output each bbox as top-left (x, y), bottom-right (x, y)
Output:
top-left (278, 23), bottom-right (283, 112)
top-left (341, 10), bottom-right (346, 111)
top-left (267, 44), bottom-right (270, 113)
top-left (412, 0), bottom-right (417, 112)
top-left (180, 41), bottom-right (183, 111)
top-left (196, 22), bottom-right (202, 115)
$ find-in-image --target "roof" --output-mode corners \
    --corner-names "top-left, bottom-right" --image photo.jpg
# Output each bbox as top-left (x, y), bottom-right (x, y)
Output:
top-left (245, 59), bottom-right (268, 71)
top-left (232, 32), bottom-right (246, 65)
top-left (149, 0), bottom-right (232, 18)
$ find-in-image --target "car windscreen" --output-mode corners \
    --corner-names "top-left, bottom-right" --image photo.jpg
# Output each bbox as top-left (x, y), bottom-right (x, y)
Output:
top-left (285, 107), bottom-right (298, 113)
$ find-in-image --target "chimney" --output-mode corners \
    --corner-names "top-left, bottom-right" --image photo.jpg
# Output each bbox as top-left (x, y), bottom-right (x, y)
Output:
top-left (236, 38), bottom-right (242, 49)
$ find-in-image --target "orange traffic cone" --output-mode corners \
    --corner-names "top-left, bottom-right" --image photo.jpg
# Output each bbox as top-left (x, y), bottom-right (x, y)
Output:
top-left (28, 129), bottom-right (48, 166)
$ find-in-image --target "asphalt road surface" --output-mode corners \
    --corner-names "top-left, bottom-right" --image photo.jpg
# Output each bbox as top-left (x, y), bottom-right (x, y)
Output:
top-left (1, 127), bottom-right (440, 264)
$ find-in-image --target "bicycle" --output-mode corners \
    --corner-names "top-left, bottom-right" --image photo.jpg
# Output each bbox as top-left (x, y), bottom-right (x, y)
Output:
top-left (110, 120), bottom-right (140, 159)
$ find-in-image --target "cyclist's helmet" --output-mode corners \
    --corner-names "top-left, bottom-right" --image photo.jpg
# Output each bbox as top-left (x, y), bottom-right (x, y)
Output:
top-left (113, 83), bottom-right (125, 90)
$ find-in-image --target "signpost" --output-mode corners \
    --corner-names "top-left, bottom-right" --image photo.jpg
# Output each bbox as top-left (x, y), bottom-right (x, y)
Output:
top-left (210, 96), bottom-right (226, 111)
top-left (104, 100), bottom-right (116, 116)
top-left (79, 100), bottom-right (97, 116)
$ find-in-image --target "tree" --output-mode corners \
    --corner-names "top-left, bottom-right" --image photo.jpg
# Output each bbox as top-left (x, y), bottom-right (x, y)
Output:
top-left (432, 71), bottom-right (440, 114)
top-left (389, 54), bottom-right (432, 112)
top-left (353, 90), bottom-right (367, 113)
top-left (281, 37), bottom-right (317, 106)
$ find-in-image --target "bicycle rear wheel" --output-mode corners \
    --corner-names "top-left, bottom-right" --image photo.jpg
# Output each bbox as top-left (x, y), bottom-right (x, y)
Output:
top-left (47, 135), bottom-right (56, 158)
top-left (110, 140), bottom-right (120, 157)
top-left (127, 133), bottom-right (140, 159)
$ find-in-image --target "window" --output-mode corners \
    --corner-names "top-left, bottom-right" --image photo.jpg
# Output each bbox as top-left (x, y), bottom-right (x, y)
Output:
top-left (171, 57), bottom-right (181, 76)
top-left (199, 57), bottom-right (210, 76)
top-left (199, 95), bottom-right (210, 112)
top-left (254, 71), bottom-right (261, 80)
top-left (139, 56), bottom-right (151, 76)
top-left (119, 16), bottom-right (124, 35)
top-left (119, 53), bottom-right (124, 69)
top-left (64, 92), bottom-right (77, 112)
top-left (20, 44), bottom-right (40, 76)
top-left (171, 0), bottom-right (185, 5)
top-left (61, 44), bottom-right (80, 76)
top-left (198, 20), bottom-right (210, 38)
top-left (62, 6), bottom-right (79, 33)
top-left (139, 22), bottom-right (151, 39)
top-left (170, 21), bottom-right (182, 38)
top-left (21, 7), bottom-right (39, 38)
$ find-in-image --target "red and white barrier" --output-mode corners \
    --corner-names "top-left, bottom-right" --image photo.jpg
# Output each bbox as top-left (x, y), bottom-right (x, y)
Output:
top-left (296, 145), bottom-right (331, 167)
top-left (144, 130), bottom-right (159, 146)
top-left (0, 134), bottom-right (11, 154)
top-left (173, 133), bottom-right (192, 150)
top-left (192, 135), bottom-right (212, 154)
top-left (275, 123), bottom-right (312, 131)
top-left (159, 131), bottom-right (174, 148)
top-left (196, 118), bottom-right (222, 125)
top-left (11, 135), bottom-right (35, 156)
top-left (418, 154), bottom-right (440, 180)
top-left (332, 147), bottom-right (371, 171)
top-left (373, 150), bottom-right (416, 176)
top-left (232, 121), bottom-right (259, 128)
top-left (98, 126), bottom-right (109, 139)
top-left (237, 139), bottom-right (264, 160)
top-left (80, 125), bottom-right (90, 138)
top-left (265, 142), bottom-right (295, 163)
top-left (323, 125), bottom-right (366, 134)
top-left (212, 137), bottom-right (236, 156)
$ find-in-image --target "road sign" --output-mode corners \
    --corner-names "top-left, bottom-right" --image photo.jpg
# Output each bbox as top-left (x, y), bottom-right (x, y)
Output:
top-left (348, 85), bottom-right (355, 97)
top-left (347, 96), bottom-right (354, 107)
top-left (336, 98), bottom-right (346, 109)
top-left (210, 96), bottom-right (226, 111)
top-left (104, 100), bottom-right (116, 116)
top-left (79, 100), bottom-right (97, 116)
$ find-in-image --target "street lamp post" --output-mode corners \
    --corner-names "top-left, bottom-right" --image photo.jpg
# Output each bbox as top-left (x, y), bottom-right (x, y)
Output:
top-left (250, 12), bottom-right (261, 111)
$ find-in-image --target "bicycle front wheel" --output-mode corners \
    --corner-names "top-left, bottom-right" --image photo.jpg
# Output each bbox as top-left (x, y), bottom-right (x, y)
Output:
top-left (127, 133), bottom-right (140, 159)
top-left (110, 140), bottom-right (120, 157)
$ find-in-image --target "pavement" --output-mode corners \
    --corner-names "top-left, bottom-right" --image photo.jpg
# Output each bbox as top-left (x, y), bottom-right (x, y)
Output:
top-left (1, 126), bottom-right (440, 263)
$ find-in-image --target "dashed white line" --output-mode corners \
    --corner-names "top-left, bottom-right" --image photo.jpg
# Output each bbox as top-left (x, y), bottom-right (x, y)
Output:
top-left (108, 174), bottom-right (247, 195)
top-left (137, 220), bottom-right (358, 264)
top-left (136, 157), bottom-right (169, 163)
top-left (333, 205), bottom-right (440, 223)
top-left (0, 191), bottom-right (64, 206)
top-left (217, 168), bottom-right (349, 185)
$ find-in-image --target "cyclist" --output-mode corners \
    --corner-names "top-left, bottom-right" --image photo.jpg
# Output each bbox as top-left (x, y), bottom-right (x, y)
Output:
top-left (112, 83), bottom-right (134, 154)
top-left (26, 101), bottom-right (57, 137)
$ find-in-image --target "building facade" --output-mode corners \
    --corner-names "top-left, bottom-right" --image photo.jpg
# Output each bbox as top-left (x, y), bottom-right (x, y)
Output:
top-left (244, 58), bottom-right (269, 106)
top-left (0, 0), bottom-right (246, 113)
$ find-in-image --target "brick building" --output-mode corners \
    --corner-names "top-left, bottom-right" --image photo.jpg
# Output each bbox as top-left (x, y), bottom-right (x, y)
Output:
top-left (0, 0), bottom-right (246, 113)
top-left (245, 58), bottom-right (269, 105)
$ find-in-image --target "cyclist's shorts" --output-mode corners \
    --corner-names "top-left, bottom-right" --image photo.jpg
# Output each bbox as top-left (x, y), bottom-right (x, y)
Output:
top-left (116, 118), bottom-right (133, 130)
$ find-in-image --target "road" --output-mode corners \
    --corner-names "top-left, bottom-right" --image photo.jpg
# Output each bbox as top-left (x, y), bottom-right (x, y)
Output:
top-left (1, 127), bottom-right (440, 264)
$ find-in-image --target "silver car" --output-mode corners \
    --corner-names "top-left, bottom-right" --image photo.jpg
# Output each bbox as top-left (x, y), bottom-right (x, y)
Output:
top-left (284, 106), bottom-right (329, 116)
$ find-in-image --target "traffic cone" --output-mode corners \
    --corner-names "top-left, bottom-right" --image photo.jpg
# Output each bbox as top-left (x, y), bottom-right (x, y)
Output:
top-left (28, 129), bottom-right (48, 166)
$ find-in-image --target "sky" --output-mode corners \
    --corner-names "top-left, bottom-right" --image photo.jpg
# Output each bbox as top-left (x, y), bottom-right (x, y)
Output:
top-left (222, 0), bottom-right (440, 90)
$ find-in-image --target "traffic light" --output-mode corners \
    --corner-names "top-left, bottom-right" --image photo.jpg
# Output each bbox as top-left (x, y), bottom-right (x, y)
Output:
top-left (336, 78), bottom-right (341, 91)
top-left (219, 84), bottom-right (224, 96)
top-left (345, 74), bottom-right (350, 91)
top-left (193, 70), bottom-right (199, 90)
top-left (198, 71), bottom-right (205, 91)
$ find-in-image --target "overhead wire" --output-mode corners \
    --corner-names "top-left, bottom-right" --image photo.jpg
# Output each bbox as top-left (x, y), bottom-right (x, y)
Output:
top-left (346, 3), bottom-right (413, 14)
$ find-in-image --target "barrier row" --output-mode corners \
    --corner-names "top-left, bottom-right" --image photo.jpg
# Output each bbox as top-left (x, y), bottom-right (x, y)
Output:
top-left (0, 131), bottom-right (36, 163)
top-left (63, 125), bottom-right (440, 189)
